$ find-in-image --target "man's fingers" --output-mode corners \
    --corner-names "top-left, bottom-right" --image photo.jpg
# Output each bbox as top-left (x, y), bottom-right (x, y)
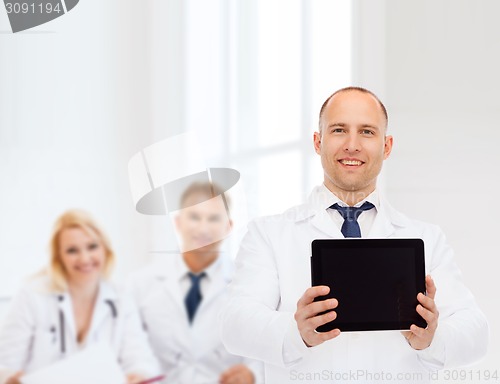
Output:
top-left (296, 286), bottom-right (330, 308)
top-left (220, 365), bottom-right (254, 384)
top-left (416, 305), bottom-right (438, 330)
top-left (405, 279), bottom-right (439, 351)
top-left (302, 311), bottom-right (340, 345)
top-left (416, 304), bottom-right (437, 322)
top-left (425, 275), bottom-right (436, 300)
top-left (219, 368), bottom-right (234, 381)
top-left (6, 372), bottom-right (23, 384)
top-left (417, 293), bottom-right (438, 322)
top-left (308, 309), bottom-right (337, 329)
top-left (417, 292), bottom-right (436, 310)
top-left (295, 298), bottom-right (338, 322)
top-left (219, 368), bottom-right (234, 382)
top-left (409, 324), bottom-right (427, 338)
top-left (311, 327), bottom-right (341, 343)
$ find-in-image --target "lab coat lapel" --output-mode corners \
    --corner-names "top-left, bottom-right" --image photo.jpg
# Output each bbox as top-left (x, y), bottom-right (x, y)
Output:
top-left (367, 208), bottom-right (396, 238)
top-left (163, 273), bottom-right (186, 316)
top-left (302, 187), bottom-right (343, 238)
top-left (309, 209), bottom-right (344, 238)
top-left (153, 256), bottom-right (193, 331)
top-left (198, 257), bottom-right (230, 312)
top-left (367, 195), bottom-right (409, 238)
top-left (57, 292), bottom-right (77, 346)
top-left (295, 185), bottom-right (344, 239)
top-left (88, 282), bottom-right (117, 337)
top-left (151, 256), bottom-right (189, 317)
top-left (155, 259), bottom-right (193, 355)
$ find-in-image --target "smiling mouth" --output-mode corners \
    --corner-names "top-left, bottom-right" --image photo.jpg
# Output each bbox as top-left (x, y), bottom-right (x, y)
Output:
top-left (75, 265), bottom-right (98, 273)
top-left (339, 159), bottom-right (364, 166)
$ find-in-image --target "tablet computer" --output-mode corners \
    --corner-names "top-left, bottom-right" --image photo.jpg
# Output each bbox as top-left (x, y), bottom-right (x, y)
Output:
top-left (311, 238), bottom-right (426, 332)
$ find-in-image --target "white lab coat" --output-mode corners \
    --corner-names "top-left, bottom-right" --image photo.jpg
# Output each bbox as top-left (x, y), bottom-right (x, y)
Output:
top-left (130, 254), bottom-right (263, 384)
top-left (0, 274), bottom-right (161, 384)
top-left (220, 185), bottom-right (489, 384)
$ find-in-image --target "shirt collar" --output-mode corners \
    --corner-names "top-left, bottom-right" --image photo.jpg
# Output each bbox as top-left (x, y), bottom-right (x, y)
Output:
top-left (318, 183), bottom-right (380, 211)
top-left (53, 280), bottom-right (117, 307)
top-left (177, 253), bottom-right (222, 282)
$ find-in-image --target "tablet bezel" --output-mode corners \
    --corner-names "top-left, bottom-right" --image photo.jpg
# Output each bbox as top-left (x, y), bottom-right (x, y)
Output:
top-left (311, 238), bottom-right (427, 332)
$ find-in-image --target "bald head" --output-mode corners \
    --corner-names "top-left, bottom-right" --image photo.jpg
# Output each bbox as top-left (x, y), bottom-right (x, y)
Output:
top-left (318, 87), bottom-right (388, 133)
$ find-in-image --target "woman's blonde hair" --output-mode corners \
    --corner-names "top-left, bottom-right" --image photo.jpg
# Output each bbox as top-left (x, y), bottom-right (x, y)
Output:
top-left (48, 209), bottom-right (115, 292)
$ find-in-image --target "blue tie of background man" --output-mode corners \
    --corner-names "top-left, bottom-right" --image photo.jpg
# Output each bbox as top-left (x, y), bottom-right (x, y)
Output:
top-left (330, 202), bottom-right (375, 238)
top-left (185, 272), bottom-right (206, 323)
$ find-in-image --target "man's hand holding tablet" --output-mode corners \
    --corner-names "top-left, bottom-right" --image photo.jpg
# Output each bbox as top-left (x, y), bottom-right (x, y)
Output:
top-left (295, 285), bottom-right (341, 347)
top-left (296, 239), bottom-right (429, 348)
top-left (402, 275), bottom-right (439, 350)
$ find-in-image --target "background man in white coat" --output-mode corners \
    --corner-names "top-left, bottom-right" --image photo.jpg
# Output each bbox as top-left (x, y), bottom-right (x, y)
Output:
top-left (220, 87), bottom-right (489, 383)
top-left (131, 182), bottom-right (262, 384)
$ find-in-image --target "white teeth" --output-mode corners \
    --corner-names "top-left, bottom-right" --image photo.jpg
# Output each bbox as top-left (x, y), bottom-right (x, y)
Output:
top-left (341, 160), bottom-right (362, 166)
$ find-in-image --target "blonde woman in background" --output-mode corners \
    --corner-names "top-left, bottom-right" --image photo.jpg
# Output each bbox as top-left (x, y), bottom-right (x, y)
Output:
top-left (0, 210), bottom-right (160, 384)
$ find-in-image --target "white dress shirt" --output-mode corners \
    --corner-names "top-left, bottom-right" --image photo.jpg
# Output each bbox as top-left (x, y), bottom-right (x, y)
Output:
top-left (178, 255), bottom-right (219, 300)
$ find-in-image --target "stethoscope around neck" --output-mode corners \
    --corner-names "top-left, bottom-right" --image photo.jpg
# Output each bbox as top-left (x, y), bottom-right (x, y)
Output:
top-left (54, 295), bottom-right (118, 354)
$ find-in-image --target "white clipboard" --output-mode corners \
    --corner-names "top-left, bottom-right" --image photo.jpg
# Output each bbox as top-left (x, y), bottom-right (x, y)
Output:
top-left (21, 343), bottom-right (126, 384)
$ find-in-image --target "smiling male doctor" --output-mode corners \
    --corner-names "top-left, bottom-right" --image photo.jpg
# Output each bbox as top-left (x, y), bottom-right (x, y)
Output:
top-left (130, 182), bottom-right (262, 384)
top-left (220, 87), bottom-right (489, 383)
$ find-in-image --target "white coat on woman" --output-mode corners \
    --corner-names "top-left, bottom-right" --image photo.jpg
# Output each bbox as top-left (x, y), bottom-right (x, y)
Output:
top-left (0, 274), bottom-right (161, 383)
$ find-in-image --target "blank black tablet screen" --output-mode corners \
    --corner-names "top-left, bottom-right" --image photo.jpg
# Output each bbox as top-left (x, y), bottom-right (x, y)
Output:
top-left (311, 239), bottom-right (426, 332)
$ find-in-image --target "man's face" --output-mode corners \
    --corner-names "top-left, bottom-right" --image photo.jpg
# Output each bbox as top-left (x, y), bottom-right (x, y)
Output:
top-left (313, 90), bottom-right (393, 201)
top-left (175, 193), bottom-right (232, 253)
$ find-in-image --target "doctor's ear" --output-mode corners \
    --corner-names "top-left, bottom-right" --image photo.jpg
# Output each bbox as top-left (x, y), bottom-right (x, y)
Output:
top-left (313, 131), bottom-right (322, 154)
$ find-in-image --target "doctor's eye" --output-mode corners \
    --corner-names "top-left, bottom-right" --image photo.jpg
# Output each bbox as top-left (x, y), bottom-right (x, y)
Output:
top-left (208, 214), bottom-right (223, 223)
top-left (360, 129), bottom-right (375, 136)
top-left (65, 247), bottom-right (78, 254)
top-left (330, 127), bottom-right (345, 134)
top-left (188, 212), bottom-right (201, 221)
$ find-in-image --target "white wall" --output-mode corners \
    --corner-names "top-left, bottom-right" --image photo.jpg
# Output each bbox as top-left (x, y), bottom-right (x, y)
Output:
top-left (0, 0), bottom-right (158, 296)
top-left (355, 0), bottom-right (500, 377)
top-left (3, 1), bottom-right (495, 375)
top-left (1, 0), bottom-right (352, 296)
